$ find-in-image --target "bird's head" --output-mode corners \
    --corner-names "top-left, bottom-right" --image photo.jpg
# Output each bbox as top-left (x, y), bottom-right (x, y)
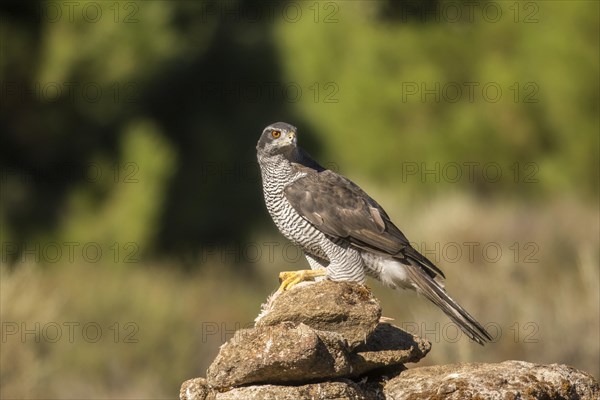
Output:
top-left (256, 122), bottom-right (298, 157)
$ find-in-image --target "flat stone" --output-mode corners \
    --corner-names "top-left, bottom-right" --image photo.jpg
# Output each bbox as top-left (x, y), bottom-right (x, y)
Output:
top-left (384, 360), bottom-right (600, 400)
top-left (183, 280), bottom-right (599, 400)
top-left (214, 380), bottom-right (375, 400)
top-left (180, 377), bottom-right (214, 400)
top-left (206, 322), bottom-right (352, 389)
top-left (351, 323), bottom-right (431, 376)
top-left (255, 280), bottom-right (381, 350)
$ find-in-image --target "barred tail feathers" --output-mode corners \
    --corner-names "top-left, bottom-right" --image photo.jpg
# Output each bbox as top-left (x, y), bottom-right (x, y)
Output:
top-left (380, 257), bottom-right (492, 345)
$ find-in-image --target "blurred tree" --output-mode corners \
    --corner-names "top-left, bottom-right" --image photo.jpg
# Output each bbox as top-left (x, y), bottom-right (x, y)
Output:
top-left (1, 0), bottom-right (598, 266)
top-left (0, 0), bottom-right (320, 267)
top-left (273, 0), bottom-right (599, 199)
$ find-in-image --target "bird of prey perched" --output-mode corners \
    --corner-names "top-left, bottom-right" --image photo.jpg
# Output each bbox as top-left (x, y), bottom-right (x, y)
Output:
top-left (256, 122), bottom-right (492, 345)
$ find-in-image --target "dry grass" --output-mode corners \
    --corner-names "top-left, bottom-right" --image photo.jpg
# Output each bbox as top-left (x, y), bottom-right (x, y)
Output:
top-left (1, 262), bottom-right (263, 398)
top-left (369, 195), bottom-right (599, 376)
top-left (1, 195), bottom-right (598, 398)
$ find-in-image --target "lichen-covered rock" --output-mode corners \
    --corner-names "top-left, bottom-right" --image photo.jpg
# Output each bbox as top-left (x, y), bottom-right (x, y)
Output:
top-left (384, 360), bottom-right (600, 400)
top-left (215, 380), bottom-right (375, 400)
top-left (179, 377), bottom-right (375, 400)
top-left (180, 377), bottom-right (213, 400)
top-left (256, 280), bottom-right (381, 349)
top-left (206, 322), bottom-right (352, 389)
top-left (351, 323), bottom-right (431, 377)
top-left (182, 282), bottom-right (599, 400)
top-left (206, 318), bottom-right (430, 390)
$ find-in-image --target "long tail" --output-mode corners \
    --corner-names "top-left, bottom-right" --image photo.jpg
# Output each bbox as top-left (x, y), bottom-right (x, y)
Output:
top-left (404, 258), bottom-right (492, 345)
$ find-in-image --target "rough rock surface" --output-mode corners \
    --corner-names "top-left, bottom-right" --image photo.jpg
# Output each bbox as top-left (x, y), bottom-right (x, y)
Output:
top-left (206, 320), bottom-right (430, 389)
top-left (180, 378), bottom-right (212, 400)
top-left (206, 322), bottom-right (352, 388)
top-left (181, 377), bottom-right (377, 400)
top-left (181, 281), bottom-right (600, 400)
top-left (206, 281), bottom-right (429, 390)
top-left (215, 380), bottom-right (375, 400)
top-left (351, 322), bottom-right (431, 376)
top-left (384, 360), bottom-right (600, 400)
top-left (255, 280), bottom-right (381, 349)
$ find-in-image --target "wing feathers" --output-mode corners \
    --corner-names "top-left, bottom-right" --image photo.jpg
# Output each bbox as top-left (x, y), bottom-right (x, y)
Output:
top-left (369, 205), bottom-right (386, 233)
top-left (284, 168), bottom-right (445, 279)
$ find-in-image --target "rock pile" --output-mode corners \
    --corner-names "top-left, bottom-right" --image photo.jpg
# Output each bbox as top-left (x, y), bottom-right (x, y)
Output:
top-left (180, 280), bottom-right (599, 400)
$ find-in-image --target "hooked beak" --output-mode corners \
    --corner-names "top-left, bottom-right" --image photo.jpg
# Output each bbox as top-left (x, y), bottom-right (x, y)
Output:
top-left (287, 131), bottom-right (297, 145)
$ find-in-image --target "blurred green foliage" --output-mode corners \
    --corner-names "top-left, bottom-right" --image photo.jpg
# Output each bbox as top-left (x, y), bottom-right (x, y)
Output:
top-left (2, 0), bottom-right (598, 259)
top-left (1, 0), bottom-right (598, 398)
top-left (277, 1), bottom-right (599, 197)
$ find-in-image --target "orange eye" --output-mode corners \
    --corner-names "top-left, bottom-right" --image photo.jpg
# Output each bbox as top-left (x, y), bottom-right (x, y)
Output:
top-left (271, 130), bottom-right (282, 139)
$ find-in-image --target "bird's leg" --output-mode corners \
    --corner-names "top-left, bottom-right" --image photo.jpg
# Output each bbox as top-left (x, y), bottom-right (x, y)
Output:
top-left (277, 269), bottom-right (327, 292)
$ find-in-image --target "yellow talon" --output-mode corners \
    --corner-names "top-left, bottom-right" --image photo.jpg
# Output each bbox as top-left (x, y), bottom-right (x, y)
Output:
top-left (277, 269), bottom-right (326, 292)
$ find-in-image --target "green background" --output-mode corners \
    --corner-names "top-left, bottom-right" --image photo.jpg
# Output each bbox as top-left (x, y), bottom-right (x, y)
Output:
top-left (1, 1), bottom-right (598, 398)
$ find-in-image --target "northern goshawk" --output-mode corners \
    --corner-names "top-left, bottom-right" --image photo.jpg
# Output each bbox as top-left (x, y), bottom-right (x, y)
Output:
top-left (256, 121), bottom-right (491, 345)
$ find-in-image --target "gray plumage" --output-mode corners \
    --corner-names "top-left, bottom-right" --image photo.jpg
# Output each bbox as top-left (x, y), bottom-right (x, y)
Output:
top-left (256, 122), bottom-right (492, 345)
